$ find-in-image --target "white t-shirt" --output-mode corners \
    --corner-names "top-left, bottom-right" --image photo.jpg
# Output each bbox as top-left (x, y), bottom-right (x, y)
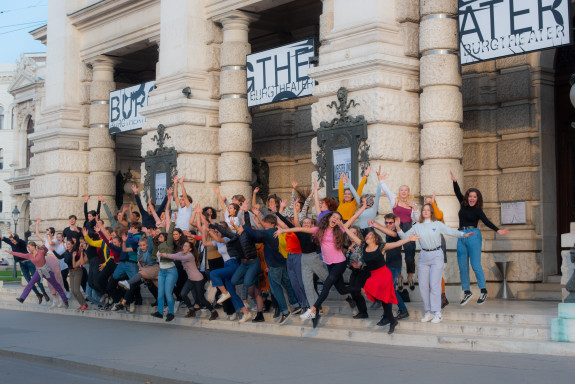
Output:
top-left (175, 204), bottom-right (193, 231)
top-left (224, 210), bottom-right (242, 233)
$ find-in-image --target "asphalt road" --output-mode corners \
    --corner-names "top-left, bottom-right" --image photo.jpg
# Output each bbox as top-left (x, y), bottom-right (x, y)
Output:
top-left (0, 309), bottom-right (573, 384)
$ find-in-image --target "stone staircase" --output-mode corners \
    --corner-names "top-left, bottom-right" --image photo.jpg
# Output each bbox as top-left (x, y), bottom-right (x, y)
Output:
top-left (0, 282), bottom-right (573, 357)
top-left (515, 275), bottom-right (564, 301)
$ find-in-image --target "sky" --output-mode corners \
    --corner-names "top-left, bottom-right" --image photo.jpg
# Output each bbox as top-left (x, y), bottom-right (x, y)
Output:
top-left (0, 0), bottom-right (48, 64)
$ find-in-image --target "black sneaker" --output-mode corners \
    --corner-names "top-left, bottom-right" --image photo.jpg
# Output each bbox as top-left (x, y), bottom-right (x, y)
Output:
top-left (477, 291), bottom-right (488, 305)
top-left (377, 316), bottom-right (391, 327)
top-left (460, 292), bottom-right (473, 306)
top-left (441, 293), bottom-right (449, 309)
top-left (273, 306), bottom-right (281, 319)
top-left (279, 312), bottom-right (291, 325)
top-left (388, 320), bottom-right (398, 334)
top-left (345, 296), bottom-right (356, 309)
top-left (312, 313), bottom-right (321, 328)
top-left (16, 297), bottom-right (24, 304)
top-left (150, 301), bottom-right (158, 308)
top-left (252, 312), bottom-right (265, 323)
top-left (97, 304), bottom-right (105, 311)
top-left (165, 313), bottom-right (175, 322)
top-left (353, 313), bottom-right (368, 319)
top-left (396, 310), bottom-right (409, 320)
top-left (408, 277), bottom-right (415, 291)
top-left (43, 293), bottom-right (51, 302)
top-left (64, 302), bottom-right (69, 309)
top-left (111, 303), bottom-right (124, 312)
top-left (292, 306), bottom-right (303, 315)
top-left (151, 311), bottom-right (163, 319)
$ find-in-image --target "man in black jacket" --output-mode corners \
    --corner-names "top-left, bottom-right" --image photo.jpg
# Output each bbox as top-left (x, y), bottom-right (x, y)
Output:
top-left (131, 184), bottom-right (168, 229)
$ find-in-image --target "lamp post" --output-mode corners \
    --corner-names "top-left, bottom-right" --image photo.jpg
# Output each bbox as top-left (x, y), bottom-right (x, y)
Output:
top-left (11, 205), bottom-right (19, 278)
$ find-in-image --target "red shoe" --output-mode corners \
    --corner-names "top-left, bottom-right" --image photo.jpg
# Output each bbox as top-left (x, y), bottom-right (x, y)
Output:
top-left (80, 304), bottom-right (88, 311)
top-left (76, 306), bottom-right (83, 311)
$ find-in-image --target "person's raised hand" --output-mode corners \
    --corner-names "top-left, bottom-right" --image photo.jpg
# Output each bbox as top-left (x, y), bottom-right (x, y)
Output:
top-left (291, 181), bottom-right (298, 189)
top-left (131, 184), bottom-right (138, 194)
top-left (408, 234), bottom-right (420, 242)
top-left (98, 194), bottom-right (103, 202)
top-left (449, 170), bottom-right (457, 182)
top-left (214, 187), bottom-right (220, 195)
top-left (82, 227), bottom-right (88, 237)
top-left (36, 218), bottom-right (41, 224)
top-left (364, 166), bottom-right (371, 178)
top-left (84, 194), bottom-right (89, 203)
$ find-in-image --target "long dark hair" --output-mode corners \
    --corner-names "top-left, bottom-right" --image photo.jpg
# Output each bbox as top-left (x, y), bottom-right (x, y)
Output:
top-left (463, 188), bottom-right (483, 210)
top-left (183, 240), bottom-right (200, 267)
top-left (173, 228), bottom-right (186, 252)
top-left (418, 203), bottom-right (437, 223)
top-left (321, 197), bottom-right (338, 212)
top-left (313, 211), bottom-right (344, 250)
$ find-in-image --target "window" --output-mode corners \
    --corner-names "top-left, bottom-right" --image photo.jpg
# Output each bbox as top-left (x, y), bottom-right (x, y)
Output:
top-left (26, 117), bottom-right (34, 168)
top-left (0, 149), bottom-right (3, 170)
top-left (0, 192), bottom-right (3, 213)
top-left (0, 107), bottom-right (4, 130)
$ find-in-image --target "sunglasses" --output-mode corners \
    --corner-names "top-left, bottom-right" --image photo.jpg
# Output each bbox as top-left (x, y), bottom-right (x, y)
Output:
top-left (385, 221), bottom-right (394, 225)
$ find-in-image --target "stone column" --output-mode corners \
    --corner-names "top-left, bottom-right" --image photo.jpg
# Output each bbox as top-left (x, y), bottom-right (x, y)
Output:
top-left (213, 11), bottom-right (258, 201)
top-left (88, 56), bottom-right (116, 203)
top-left (419, 0), bottom-right (463, 225)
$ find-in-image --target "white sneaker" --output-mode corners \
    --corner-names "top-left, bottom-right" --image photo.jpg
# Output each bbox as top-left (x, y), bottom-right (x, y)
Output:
top-left (57, 297), bottom-right (64, 308)
top-left (129, 303), bottom-right (136, 313)
top-left (431, 312), bottom-right (443, 323)
top-left (421, 311), bottom-right (434, 322)
top-left (174, 301), bottom-right (181, 312)
top-left (239, 312), bottom-right (253, 323)
top-left (228, 312), bottom-right (237, 321)
top-left (118, 280), bottom-right (130, 290)
top-left (66, 292), bottom-right (71, 299)
top-left (217, 292), bottom-right (231, 304)
top-left (300, 308), bottom-right (316, 320)
top-left (50, 298), bottom-right (57, 309)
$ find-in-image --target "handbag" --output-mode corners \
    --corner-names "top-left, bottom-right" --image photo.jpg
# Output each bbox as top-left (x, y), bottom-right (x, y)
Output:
top-left (205, 281), bottom-right (218, 303)
top-left (398, 288), bottom-right (410, 303)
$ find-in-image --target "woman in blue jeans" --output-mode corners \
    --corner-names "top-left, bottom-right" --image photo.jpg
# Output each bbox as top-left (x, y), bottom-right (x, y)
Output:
top-left (201, 220), bottom-right (253, 323)
top-left (450, 171), bottom-right (509, 306)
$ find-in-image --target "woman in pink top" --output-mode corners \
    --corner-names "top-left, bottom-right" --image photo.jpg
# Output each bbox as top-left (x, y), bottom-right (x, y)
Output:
top-left (276, 202), bottom-right (367, 328)
top-left (379, 172), bottom-right (420, 290)
top-left (163, 240), bottom-right (217, 320)
top-left (8, 242), bottom-right (68, 307)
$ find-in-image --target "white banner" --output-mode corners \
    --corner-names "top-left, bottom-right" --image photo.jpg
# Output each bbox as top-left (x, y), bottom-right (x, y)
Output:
top-left (109, 81), bottom-right (155, 134)
top-left (247, 39), bottom-right (315, 107)
top-left (332, 148), bottom-right (352, 190)
top-left (155, 172), bottom-right (167, 203)
top-left (459, 0), bottom-right (572, 65)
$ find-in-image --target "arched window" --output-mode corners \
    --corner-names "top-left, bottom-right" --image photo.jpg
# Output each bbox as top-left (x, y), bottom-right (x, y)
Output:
top-left (0, 107), bottom-right (4, 130)
top-left (26, 117), bottom-right (34, 168)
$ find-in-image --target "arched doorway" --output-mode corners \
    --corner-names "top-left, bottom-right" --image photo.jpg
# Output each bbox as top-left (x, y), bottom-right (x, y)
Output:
top-left (555, 43), bottom-right (575, 267)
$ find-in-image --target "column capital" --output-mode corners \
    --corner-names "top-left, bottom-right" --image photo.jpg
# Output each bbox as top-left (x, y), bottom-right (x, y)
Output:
top-left (86, 55), bottom-right (117, 72)
top-left (213, 10), bottom-right (258, 32)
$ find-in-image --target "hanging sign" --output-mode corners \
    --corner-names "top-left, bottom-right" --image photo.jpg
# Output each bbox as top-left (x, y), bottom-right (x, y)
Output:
top-left (247, 39), bottom-right (315, 107)
top-left (109, 81), bottom-right (155, 134)
top-left (459, 0), bottom-right (572, 65)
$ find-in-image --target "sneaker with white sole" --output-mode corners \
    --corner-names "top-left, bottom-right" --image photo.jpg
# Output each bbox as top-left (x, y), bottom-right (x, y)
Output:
top-left (217, 292), bottom-right (231, 304)
top-left (292, 306), bottom-right (304, 315)
top-left (279, 312), bottom-right (291, 325)
top-left (118, 280), bottom-right (130, 290)
top-left (300, 308), bottom-right (316, 320)
top-left (477, 291), bottom-right (488, 305)
top-left (174, 301), bottom-right (181, 312)
top-left (129, 303), bottom-right (136, 313)
top-left (420, 311), bottom-right (434, 322)
top-left (239, 312), bottom-right (253, 323)
top-left (460, 291), bottom-right (473, 306)
top-left (57, 297), bottom-right (64, 308)
top-left (228, 312), bottom-right (237, 321)
top-left (431, 312), bottom-right (443, 323)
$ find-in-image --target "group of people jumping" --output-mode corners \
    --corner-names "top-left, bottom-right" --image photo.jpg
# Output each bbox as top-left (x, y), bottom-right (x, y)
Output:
top-left (4, 167), bottom-right (508, 334)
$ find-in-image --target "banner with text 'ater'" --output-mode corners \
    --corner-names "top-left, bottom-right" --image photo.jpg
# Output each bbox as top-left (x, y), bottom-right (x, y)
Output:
top-left (458, 0), bottom-right (572, 65)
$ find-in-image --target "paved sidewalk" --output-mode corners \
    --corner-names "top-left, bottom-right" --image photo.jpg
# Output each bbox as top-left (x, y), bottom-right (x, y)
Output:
top-left (0, 309), bottom-right (573, 384)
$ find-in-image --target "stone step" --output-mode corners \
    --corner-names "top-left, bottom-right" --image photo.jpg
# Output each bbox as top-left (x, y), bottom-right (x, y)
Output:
top-left (516, 290), bottom-right (563, 301)
top-left (0, 299), bottom-right (571, 357)
top-left (547, 275), bottom-right (562, 284)
top-left (535, 283), bottom-right (562, 291)
top-left (0, 286), bottom-right (553, 327)
top-left (0, 291), bottom-right (551, 341)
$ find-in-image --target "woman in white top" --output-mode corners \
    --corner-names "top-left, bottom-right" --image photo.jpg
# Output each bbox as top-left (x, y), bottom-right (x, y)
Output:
top-left (214, 187), bottom-right (242, 232)
top-left (397, 204), bottom-right (472, 324)
top-left (35, 219), bottom-right (68, 308)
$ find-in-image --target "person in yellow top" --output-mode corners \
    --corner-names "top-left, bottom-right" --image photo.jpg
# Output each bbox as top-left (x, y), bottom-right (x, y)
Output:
top-left (425, 192), bottom-right (449, 309)
top-left (337, 166), bottom-right (370, 221)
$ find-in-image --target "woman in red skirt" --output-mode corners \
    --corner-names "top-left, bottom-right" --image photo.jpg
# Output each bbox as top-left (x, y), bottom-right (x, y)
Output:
top-left (346, 229), bottom-right (418, 334)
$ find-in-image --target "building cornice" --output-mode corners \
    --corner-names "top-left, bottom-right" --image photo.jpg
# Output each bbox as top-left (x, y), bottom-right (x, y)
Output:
top-left (68, 0), bottom-right (158, 31)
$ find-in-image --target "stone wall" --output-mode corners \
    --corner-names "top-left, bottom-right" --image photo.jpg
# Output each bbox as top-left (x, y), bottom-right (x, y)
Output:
top-left (461, 53), bottom-right (550, 282)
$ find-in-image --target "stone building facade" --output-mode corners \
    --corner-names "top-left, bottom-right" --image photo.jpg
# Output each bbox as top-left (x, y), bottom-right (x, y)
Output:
top-left (11, 0), bottom-right (575, 293)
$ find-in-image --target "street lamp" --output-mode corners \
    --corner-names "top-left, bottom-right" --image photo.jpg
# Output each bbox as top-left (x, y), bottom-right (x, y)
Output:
top-left (11, 205), bottom-right (19, 278)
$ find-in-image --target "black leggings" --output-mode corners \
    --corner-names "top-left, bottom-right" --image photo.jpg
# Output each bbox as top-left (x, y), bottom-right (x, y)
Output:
top-left (348, 268), bottom-right (371, 315)
top-left (314, 261), bottom-right (347, 308)
top-left (382, 302), bottom-right (395, 324)
top-left (61, 269), bottom-right (70, 292)
top-left (400, 222), bottom-right (416, 274)
top-left (181, 280), bottom-right (213, 311)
